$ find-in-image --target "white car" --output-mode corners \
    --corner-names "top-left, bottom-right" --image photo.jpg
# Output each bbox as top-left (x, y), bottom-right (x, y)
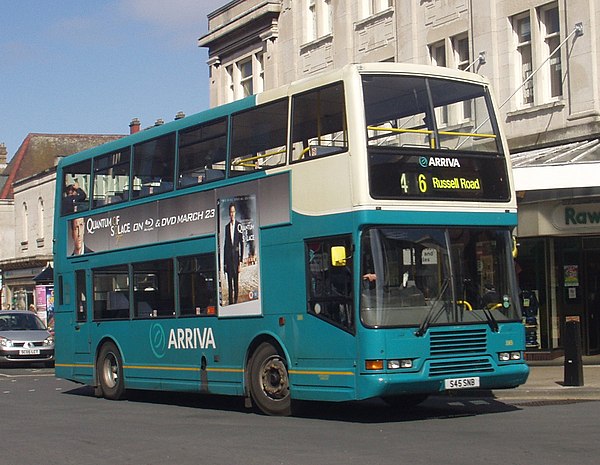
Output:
top-left (0, 311), bottom-right (54, 367)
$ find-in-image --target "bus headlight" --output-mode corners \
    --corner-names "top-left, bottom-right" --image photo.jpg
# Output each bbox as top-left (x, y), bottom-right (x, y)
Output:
top-left (387, 359), bottom-right (413, 369)
top-left (366, 359), bottom-right (414, 370)
top-left (499, 351), bottom-right (522, 361)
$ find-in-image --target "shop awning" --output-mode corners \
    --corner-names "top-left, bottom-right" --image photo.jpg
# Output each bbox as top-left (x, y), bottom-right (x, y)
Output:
top-left (512, 138), bottom-right (600, 191)
top-left (33, 265), bottom-right (54, 284)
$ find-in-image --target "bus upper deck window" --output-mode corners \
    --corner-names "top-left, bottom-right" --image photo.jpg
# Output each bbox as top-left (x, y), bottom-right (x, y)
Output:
top-left (230, 99), bottom-right (288, 176)
top-left (291, 83), bottom-right (347, 163)
top-left (132, 133), bottom-right (176, 199)
top-left (178, 118), bottom-right (227, 188)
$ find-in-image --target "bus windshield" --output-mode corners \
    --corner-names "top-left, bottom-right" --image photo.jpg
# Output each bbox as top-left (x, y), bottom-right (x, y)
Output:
top-left (360, 227), bottom-right (520, 329)
top-left (363, 74), bottom-right (499, 153)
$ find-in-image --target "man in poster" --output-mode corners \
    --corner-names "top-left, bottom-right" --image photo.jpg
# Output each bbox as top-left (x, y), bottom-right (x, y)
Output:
top-left (223, 202), bottom-right (244, 304)
top-left (70, 217), bottom-right (93, 255)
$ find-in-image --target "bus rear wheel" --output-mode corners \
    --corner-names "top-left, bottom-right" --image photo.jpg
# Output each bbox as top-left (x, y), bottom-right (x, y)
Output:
top-left (249, 343), bottom-right (292, 416)
top-left (96, 341), bottom-right (125, 400)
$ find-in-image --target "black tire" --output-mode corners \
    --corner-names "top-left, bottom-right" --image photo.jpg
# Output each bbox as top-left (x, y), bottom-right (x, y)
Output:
top-left (96, 341), bottom-right (125, 400)
top-left (382, 394), bottom-right (428, 409)
top-left (249, 343), bottom-right (292, 416)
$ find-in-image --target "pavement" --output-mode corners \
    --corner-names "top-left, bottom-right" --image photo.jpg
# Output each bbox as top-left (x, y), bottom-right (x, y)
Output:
top-left (482, 355), bottom-right (600, 401)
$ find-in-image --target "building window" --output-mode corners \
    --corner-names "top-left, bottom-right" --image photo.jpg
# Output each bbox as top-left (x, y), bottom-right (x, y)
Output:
top-left (239, 58), bottom-right (253, 97)
top-left (513, 12), bottom-right (534, 106)
top-left (362, 0), bottom-right (393, 18)
top-left (512, 4), bottom-right (562, 109)
top-left (305, 0), bottom-right (332, 42)
top-left (430, 40), bottom-right (446, 67)
top-left (222, 53), bottom-right (265, 103)
top-left (430, 40), bottom-right (448, 126)
top-left (453, 34), bottom-right (472, 120)
top-left (225, 64), bottom-right (234, 102)
top-left (540, 3), bottom-right (562, 99)
top-left (37, 197), bottom-right (44, 241)
top-left (22, 202), bottom-right (28, 246)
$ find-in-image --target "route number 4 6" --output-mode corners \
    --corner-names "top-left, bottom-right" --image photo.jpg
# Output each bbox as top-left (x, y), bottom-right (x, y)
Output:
top-left (400, 173), bottom-right (428, 194)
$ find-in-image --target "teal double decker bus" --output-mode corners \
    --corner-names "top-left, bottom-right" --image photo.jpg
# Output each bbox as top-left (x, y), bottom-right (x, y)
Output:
top-left (54, 63), bottom-right (528, 415)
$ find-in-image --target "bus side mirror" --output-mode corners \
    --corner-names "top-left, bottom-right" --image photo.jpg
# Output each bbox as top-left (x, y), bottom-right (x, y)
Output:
top-left (331, 246), bottom-right (347, 267)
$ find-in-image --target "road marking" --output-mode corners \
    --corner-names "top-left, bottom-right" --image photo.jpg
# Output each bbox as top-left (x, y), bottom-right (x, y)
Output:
top-left (448, 401), bottom-right (465, 407)
top-left (0, 372), bottom-right (55, 379)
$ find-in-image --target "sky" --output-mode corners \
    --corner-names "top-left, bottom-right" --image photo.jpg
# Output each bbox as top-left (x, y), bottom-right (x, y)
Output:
top-left (1, 0), bottom-right (221, 160)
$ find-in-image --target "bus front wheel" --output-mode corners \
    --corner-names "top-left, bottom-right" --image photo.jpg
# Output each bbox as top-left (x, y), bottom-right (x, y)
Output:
top-left (249, 343), bottom-right (292, 416)
top-left (96, 341), bottom-right (125, 400)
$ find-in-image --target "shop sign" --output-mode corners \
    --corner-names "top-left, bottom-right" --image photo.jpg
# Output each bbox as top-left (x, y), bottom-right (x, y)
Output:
top-left (552, 203), bottom-right (600, 231)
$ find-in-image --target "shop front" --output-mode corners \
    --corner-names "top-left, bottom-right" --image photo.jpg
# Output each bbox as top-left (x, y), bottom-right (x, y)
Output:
top-left (0, 258), bottom-right (48, 311)
top-left (512, 139), bottom-right (600, 358)
top-left (517, 196), bottom-right (600, 357)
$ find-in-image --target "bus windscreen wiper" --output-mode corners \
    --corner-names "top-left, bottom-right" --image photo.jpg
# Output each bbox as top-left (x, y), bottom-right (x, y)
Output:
top-left (415, 279), bottom-right (450, 337)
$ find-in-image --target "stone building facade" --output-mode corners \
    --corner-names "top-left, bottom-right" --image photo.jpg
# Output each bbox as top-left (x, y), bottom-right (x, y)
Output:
top-left (199, 0), bottom-right (600, 356)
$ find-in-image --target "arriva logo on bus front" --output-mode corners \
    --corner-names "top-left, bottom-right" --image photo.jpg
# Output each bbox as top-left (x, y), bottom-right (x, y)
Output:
top-left (419, 156), bottom-right (461, 168)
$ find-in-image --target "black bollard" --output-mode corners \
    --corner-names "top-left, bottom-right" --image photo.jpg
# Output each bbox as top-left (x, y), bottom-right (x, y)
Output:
top-left (563, 319), bottom-right (584, 386)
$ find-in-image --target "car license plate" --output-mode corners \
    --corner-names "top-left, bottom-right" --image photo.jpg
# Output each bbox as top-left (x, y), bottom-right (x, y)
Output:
top-left (444, 377), bottom-right (480, 390)
top-left (19, 349), bottom-right (40, 356)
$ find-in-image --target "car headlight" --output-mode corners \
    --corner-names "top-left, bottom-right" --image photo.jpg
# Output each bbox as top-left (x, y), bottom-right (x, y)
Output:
top-left (0, 336), bottom-right (13, 348)
top-left (43, 336), bottom-right (54, 347)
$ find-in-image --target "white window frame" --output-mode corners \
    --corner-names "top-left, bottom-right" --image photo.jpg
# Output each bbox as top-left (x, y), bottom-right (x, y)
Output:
top-left (305, 0), bottom-right (332, 42)
top-left (513, 11), bottom-right (534, 107)
top-left (22, 202), bottom-right (29, 245)
top-left (361, 0), bottom-right (393, 19)
top-left (429, 40), bottom-right (448, 127)
top-left (37, 197), bottom-right (44, 241)
top-left (222, 52), bottom-right (265, 104)
top-left (539, 2), bottom-right (562, 101)
top-left (452, 33), bottom-right (472, 122)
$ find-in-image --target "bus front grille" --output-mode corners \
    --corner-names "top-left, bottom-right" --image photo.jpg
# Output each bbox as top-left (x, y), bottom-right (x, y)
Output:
top-left (430, 328), bottom-right (487, 356)
top-left (428, 328), bottom-right (493, 377)
top-left (429, 358), bottom-right (494, 377)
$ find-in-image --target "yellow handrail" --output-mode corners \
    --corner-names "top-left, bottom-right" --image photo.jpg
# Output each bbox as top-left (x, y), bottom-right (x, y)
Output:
top-left (367, 125), bottom-right (496, 139)
top-left (368, 126), bottom-right (432, 135)
top-left (232, 148), bottom-right (287, 166)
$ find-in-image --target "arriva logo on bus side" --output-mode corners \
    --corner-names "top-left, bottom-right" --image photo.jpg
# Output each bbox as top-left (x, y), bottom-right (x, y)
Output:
top-left (150, 323), bottom-right (216, 358)
top-left (419, 156), bottom-right (461, 168)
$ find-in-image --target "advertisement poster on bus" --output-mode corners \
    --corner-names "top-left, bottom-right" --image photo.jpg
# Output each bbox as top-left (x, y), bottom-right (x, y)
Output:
top-left (217, 194), bottom-right (261, 316)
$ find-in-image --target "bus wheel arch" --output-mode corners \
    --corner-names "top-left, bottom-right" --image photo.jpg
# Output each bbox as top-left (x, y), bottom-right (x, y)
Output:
top-left (95, 339), bottom-right (126, 401)
top-left (246, 337), bottom-right (292, 416)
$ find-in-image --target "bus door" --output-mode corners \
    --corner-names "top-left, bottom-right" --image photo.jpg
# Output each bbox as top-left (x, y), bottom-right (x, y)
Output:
top-left (297, 237), bottom-right (356, 381)
top-left (73, 269), bottom-right (92, 356)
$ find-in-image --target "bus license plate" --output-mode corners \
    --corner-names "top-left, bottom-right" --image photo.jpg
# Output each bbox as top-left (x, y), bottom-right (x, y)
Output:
top-left (444, 377), bottom-right (480, 390)
top-left (19, 349), bottom-right (40, 355)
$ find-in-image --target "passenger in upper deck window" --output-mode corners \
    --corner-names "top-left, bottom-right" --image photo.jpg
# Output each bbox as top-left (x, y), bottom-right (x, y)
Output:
top-left (62, 181), bottom-right (87, 214)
